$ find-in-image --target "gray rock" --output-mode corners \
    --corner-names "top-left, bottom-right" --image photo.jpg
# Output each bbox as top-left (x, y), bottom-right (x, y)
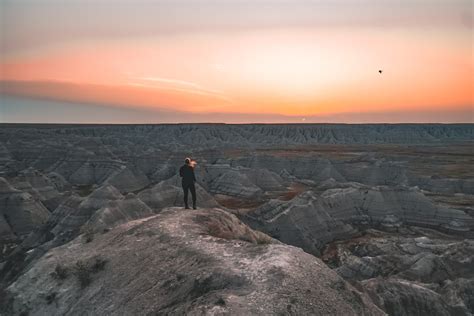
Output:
top-left (86, 193), bottom-right (154, 232)
top-left (245, 185), bottom-right (474, 256)
top-left (138, 176), bottom-right (219, 211)
top-left (103, 165), bottom-right (150, 193)
top-left (10, 168), bottom-right (65, 211)
top-left (5, 208), bottom-right (384, 316)
top-left (363, 278), bottom-right (467, 316)
top-left (0, 177), bottom-right (50, 240)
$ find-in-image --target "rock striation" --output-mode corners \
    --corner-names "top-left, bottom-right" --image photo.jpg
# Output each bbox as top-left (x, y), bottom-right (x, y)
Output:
top-left (2, 124), bottom-right (471, 148)
top-left (363, 277), bottom-right (466, 316)
top-left (9, 168), bottom-right (65, 211)
top-left (322, 227), bottom-right (474, 315)
top-left (0, 123), bottom-right (472, 315)
top-left (244, 184), bottom-right (474, 255)
top-left (21, 185), bottom-right (155, 252)
top-left (0, 177), bottom-right (50, 241)
top-left (138, 175), bottom-right (219, 210)
top-left (4, 208), bottom-right (384, 316)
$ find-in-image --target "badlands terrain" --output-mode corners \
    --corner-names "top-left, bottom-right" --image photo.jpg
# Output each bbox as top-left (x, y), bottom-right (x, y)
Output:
top-left (0, 123), bottom-right (473, 315)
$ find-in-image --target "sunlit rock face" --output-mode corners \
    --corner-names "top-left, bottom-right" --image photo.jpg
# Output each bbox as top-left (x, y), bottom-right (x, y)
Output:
top-left (4, 208), bottom-right (384, 316)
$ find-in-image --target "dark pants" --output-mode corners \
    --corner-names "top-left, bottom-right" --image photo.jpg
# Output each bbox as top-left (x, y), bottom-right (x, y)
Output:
top-left (182, 181), bottom-right (196, 208)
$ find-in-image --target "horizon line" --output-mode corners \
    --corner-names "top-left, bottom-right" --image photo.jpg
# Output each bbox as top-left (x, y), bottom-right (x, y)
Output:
top-left (1, 122), bottom-right (473, 126)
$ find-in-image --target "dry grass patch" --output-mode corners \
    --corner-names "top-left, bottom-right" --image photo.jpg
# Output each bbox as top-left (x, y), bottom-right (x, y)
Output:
top-left (73, 257), bottom-right (108, 288)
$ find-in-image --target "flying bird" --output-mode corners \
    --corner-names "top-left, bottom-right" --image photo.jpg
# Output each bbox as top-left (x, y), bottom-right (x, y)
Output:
top-left (378, 70), bottom-right (383, 74)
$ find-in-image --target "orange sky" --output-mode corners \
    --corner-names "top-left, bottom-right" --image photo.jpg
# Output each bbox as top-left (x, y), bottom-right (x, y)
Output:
top-left (1, 0), bottom-right (473, 122)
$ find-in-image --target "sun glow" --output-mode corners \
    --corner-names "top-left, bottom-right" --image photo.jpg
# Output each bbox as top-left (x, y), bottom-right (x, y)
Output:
top-left (1, 28), bottom-right (472, 118)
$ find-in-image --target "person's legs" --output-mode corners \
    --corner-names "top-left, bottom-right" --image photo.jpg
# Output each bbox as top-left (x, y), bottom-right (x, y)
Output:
top-left (190, 183), bottom-right (197, 209)
top-left (182, 183), bottom-right (189, 209)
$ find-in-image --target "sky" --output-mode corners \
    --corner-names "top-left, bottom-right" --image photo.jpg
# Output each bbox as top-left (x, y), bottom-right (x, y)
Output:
top-left (0, 0), bottom-right (473, 123)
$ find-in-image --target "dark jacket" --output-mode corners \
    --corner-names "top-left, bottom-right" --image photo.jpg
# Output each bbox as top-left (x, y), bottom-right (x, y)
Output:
top-left (179, 164), bottom-right (196, 184)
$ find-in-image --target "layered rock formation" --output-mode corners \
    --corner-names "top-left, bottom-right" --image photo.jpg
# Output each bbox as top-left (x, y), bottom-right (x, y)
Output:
top-left (321, 228), bottom-right (474, 315)
top-left (363, 278), bottom-right (467, 316)
top-left (245, 184), bottom-right (474, 256)
top-left (1, 124), bottom-right (472, 197)
top-left (4, 208), bottom-right (384, 316)
top-left (206, 165), bottom-right (264, 198)
top-left (138, 175), bottom-right (219, 210)
top-left (2, 124), bottom-right (471, 148)
top-left (19, 184), bottom-right (155, 254)
top-left (0, 177), bottom-right (50, 241)
top-left (9, 168), bottom-right (65, 211)
top-left (232, 152), bottom-right (473, 195)
top-left (0, 123), bottom-right (472, 315)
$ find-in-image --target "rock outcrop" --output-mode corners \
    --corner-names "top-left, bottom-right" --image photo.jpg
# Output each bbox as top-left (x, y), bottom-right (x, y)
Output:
top-left (102, 166), bottom-right (150, 193)
top-left (4, 208), bottom-right (384, 316)
top-left (207, 167), bottom-right (263, 198)
top-left (9, 168), bottom-right (65, 211)
top-left (0, 177), bottom-right (50, 241)
top-left (0, 123), bottom-right (472, 315)
top-left (86, 193), bottom-right (153, 232)
top-left (138, 176), bottom-right (219, 210)
top-left (2, 124), bottom-right (471, 148)
top-left (322, 227), bottom-right (474, 315)
top-left (245, 184), bottom-right (474, 256)
top-left (363, 278), bottom-right (465, 316)
top-left (196, 163), bottom-right (288, 199)
top-left (22, 185), bottom-right (155, 251)
top-left (1, 124), bottom-right (472, 195)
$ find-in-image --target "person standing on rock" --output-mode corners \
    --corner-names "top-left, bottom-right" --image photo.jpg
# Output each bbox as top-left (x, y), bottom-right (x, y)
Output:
top-left (179, 157), bottom-right (197, 209)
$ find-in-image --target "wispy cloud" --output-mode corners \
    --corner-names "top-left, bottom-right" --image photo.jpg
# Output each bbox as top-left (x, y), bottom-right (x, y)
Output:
top-left (132, 76), bottom-right (233, 102)
top-left (138, 76), bottom-right (223, 93)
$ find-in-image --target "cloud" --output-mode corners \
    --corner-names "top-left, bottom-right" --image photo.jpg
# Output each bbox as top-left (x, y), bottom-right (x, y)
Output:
top-left (0, 79), bottom-right (234, 113)
top-left (135, 76), bottom-right (232, 102)
top-left (2, 93), bottom-right (472, 124)
top-left (0, 94), bottom-right (293, 124)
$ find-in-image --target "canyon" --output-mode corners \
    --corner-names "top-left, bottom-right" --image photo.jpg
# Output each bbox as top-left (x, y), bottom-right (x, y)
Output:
top-left (0, 123), bottom-right (472, 315)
